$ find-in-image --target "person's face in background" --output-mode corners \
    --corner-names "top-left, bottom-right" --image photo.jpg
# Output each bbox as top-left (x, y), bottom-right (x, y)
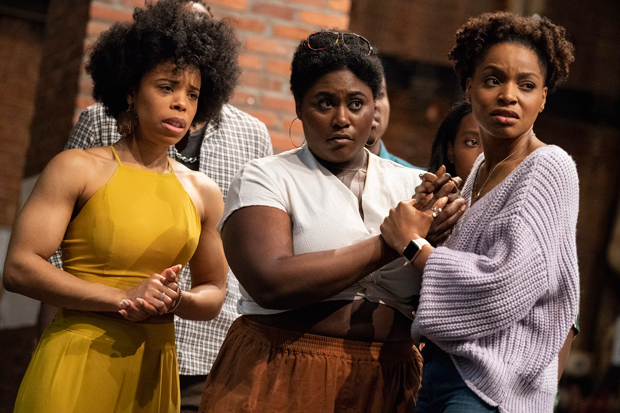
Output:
top-left (447, 113), bottom-right (482, 180)
top-left (297, 69), bottom-right (375, 166)
top-left (367, 78), bottom-right (390, 154)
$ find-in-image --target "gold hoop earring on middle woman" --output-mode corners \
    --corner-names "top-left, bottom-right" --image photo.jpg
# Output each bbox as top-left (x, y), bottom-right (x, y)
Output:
top-left (365, 134), bottom-right (378, 147)
top-left (289, 117), bottom-right (305, 148)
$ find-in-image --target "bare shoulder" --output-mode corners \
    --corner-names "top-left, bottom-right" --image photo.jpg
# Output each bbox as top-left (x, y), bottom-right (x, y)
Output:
top-left (170, 160), bottom-right (224, 220)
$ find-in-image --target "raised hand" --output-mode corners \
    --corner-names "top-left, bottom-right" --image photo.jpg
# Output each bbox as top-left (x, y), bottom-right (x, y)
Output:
top-left (414, 165), bottom-right (463, 211)
top-left (380, 197), bottom-right (449, 254)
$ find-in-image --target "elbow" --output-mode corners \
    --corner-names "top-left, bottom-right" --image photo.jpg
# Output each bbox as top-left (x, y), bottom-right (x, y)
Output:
top-left (2, 260), bottom-right (23, 293)
top-left (247, 287), bottom-right (296, 311)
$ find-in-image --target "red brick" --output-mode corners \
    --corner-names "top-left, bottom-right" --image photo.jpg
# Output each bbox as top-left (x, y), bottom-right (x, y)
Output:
top-left (208, 0), bottom-right (248, 11)
top-left (252, 3), bottom-right (295, 20)
top-left (76, 95), bottom-right (96, 110)
top-left (300, 11), bottom-right (349, 29)
top-left (282, 116), bottom-right (304, 135)
top-left (238, 54), bottom-right (263, 70)
top-left (266, 59), bottom-right (291, 76)
top-left (261, 96), bottom-right (296, 114)
top-left (329, 0), bottom-right (351, 12)
top-left (120, 0), bottom-right (147, 8)
top-left (86, 21), bottom-right (111, 38)
top-left (244, 109), bottom-right (279, 128)
top-left (79, 78), bottom-right (94, 95)
top-left (289, 0), bottom-right (325, 6)
top-left (273, 25), bottom-right (313, 41)
top-left (229, 17), bottom-right (265, 33)
top-left (245, 37), bottom-right (291, 56)
top-left (239, 72), bottom-right (283, 91)
top-left (90, 3), bottom-right (133, 23)
top-left (270, 131), bottom-right (298, 152)
top-left (231, 90), bottom-right (257, 106)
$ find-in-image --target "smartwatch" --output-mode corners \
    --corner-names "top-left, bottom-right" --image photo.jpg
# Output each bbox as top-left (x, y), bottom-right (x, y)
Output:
top-left (402, 238), bottom-right (430, 263)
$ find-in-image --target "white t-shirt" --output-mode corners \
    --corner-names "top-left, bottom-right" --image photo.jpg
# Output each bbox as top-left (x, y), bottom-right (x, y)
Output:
top-left (220, 145), bottom-right (423, 318)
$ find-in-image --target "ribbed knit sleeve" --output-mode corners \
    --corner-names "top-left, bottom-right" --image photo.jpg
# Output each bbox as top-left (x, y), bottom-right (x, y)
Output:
top-left (413, 147), bottom-right (579, 344)
top-left (413, 145), bottom-right (579, 411)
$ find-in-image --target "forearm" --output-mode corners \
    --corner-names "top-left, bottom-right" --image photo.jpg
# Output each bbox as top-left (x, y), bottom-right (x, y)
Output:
top-left (172, 282), bottom-right (226, 321)
top-left (232, 235), bottom-right (399, 310)
top-left (4, 254), bottom-right (124, 312)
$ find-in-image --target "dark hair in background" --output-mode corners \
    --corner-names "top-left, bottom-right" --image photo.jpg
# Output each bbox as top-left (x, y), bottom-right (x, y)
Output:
top-left (449, 12), bottom-right (574, 92)
top-left (428, 101), bottom-right (472, 176)
top-left (87, 0), bottom-right (240, 126)
top-left (290, 29), bottom-right (384, 104)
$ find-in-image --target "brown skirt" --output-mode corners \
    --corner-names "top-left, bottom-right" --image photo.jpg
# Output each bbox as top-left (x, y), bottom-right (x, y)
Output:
top-left (199, 316), bottom-right (422, 413)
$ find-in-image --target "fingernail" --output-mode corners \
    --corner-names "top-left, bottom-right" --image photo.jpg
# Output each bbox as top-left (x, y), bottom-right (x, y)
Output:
top-left (119, 301), bottom-right (127, 309)
top-left (438, 208), bottom-right (442, 213)
top-left (137, 298), bottom-right (144, 304)
top-left (419, 173), bottom-right (425, 179)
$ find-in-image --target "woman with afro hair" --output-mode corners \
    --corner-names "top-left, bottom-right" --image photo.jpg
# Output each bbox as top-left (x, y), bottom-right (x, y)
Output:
top-left (381, 12), bottom-right (579, 412)
top-left (3, 1), bottom-right (237, 411)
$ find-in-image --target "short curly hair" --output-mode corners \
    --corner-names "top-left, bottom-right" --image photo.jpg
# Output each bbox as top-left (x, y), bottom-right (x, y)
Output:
top-left (449, 12), bottom-right (574, 92)
top-left (290, 30), bottom-right (384, 104)
top-left (87, 0), bottom-right (240, 126)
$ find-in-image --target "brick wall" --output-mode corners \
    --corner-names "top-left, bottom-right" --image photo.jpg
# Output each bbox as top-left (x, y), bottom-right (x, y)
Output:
top-left (0, 15), bottom-right (44, 227)
top-left (73, 0), bottom-right (352, 154)
top-left (23, 0), bottom-right (90, 177)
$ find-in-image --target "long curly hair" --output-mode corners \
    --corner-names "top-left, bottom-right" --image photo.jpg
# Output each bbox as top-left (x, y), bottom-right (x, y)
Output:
top-left (449, 12), bottom-right (574, 92)
top-left (87, 0), bottom-right (240, 126)
top-left (290, 29), bottom-right (384, 104)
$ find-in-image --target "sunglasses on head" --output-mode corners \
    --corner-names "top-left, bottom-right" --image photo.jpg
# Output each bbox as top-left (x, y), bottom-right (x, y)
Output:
top-left (306, 31), bottom-right (373, 56)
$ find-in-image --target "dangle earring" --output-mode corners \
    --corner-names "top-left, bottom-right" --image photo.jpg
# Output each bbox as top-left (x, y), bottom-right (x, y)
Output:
top-left (117, 103), bottom-right (138, 138)
top-left (288, 117), bottom-right (305, 148)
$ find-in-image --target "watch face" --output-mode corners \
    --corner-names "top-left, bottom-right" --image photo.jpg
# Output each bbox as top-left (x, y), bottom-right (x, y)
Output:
top-left (403, 240), bottom-right (420, 262)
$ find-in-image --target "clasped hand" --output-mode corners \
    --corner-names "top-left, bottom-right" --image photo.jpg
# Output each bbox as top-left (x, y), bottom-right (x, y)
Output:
top-left (414, 165), bottom-right (467, 246)
top-left (380, 166), bottom-right (467, 253)
top-left (119, 265), bottom-right (182, 322)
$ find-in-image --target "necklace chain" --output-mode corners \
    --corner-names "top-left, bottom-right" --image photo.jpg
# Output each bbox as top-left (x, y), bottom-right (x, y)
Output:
top-left (473, 146), bottom-right (523, 201)
top-left (173, 146), bottom-right (199, 164)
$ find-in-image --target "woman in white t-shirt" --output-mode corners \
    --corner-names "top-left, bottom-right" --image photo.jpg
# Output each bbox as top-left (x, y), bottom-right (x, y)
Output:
top-left (199, 30), bottom-right (460, 413)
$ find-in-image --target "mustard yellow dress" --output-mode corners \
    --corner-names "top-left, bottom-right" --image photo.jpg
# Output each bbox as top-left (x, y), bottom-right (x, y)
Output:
top-left (14, 147), bottom-right (201, 413)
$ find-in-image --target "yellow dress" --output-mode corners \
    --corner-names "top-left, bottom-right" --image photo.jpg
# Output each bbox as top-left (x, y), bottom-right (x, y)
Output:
top-left (14, 147), bottom-right (201, 413)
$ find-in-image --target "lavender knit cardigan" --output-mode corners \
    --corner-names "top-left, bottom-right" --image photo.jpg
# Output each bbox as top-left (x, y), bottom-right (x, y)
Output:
top-left (412, 145), bottom-right (579, 412)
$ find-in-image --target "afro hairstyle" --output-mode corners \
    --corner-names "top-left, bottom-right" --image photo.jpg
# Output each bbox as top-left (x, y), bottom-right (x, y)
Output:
top-left (449, 12), bottom-right (574, 92)
top-left (87, 0), bottom-right (240, 126)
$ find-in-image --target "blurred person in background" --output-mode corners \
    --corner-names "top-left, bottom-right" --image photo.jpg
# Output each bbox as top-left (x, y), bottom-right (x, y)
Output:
top-left (366, 76), bottom-right (424, 170)
top-left (428, 101), bottom-right (482, 179)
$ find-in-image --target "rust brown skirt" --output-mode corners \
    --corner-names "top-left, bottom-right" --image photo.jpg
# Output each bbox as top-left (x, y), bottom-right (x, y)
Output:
top-left (199, 316), bottom-right (422, 413)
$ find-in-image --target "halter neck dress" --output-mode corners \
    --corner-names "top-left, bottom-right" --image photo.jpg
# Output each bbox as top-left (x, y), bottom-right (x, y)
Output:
top-left (14, 147), bottom-right (201, 413)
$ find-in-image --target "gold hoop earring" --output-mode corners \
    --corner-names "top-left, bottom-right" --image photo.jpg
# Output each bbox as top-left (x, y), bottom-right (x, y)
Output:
top-left (365, 134), bottom-right (379, 147)
top-left (117, 103), bottom-right (138, 138)
top-left (288, 117), bottom-right (305, 148)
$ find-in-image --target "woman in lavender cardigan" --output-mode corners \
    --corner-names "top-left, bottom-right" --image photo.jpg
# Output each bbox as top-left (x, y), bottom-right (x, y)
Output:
top-left (380, 12), bottom-right (578, 412)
